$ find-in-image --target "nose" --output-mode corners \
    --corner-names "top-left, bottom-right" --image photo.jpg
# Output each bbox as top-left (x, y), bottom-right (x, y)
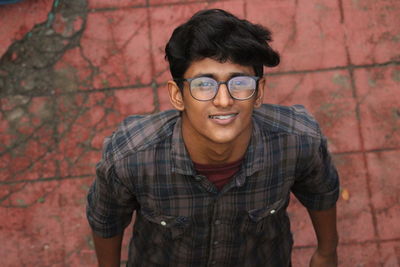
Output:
top-left (212, 83), bottom-right (234, 107)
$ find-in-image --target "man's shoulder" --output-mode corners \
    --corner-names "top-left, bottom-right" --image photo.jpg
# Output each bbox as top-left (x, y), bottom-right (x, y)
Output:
top-left (103, 109), bottom-right (180, 161)
top-left (253, 104), bottom-right (321, 138)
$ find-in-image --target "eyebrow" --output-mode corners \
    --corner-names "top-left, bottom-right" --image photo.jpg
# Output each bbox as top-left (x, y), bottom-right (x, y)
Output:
top-left (191, 72), bottom-right (250, 79)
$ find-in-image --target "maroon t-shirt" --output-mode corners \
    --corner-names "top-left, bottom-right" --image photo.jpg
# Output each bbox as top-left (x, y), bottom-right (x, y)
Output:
top-left (193, 158), bottom-right (243, 191)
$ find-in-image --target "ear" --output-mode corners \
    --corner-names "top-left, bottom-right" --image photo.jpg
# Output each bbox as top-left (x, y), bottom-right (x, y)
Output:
top-left (168, 80), bottom-right (185, 111)
top-left (254, 77), bottom-right (265, 108)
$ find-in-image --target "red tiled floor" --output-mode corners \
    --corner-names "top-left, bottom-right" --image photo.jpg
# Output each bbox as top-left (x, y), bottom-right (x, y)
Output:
top-left (56, 88), bottom-right (154, 177)
top-left (149, 2), bottom-right (204, 84)
top-left (0, 96), bottom-right (59, 183)
top-left (150, 0), bottom-right (199, 5)
top-left (380, 241), bottom-right (400, 267)
top-left (247, 0), bottom-right (347, 73)
top-left (88, 0), bottom-right (145, 9)
top-left (367, 150), bottom-right (400, 240)
top-left (1, 0), bottom-right (399, 265)
top-left (342, 0), bottom-right (400, 65)
top-left (292, 243), bottom-right (384, 266)
top-left (54, 47), bottom-right (96, 91)
top-left (149, 0), bottom-right (245, 84)
top-left (0, 179), bottom-right (97, 266)
top-left (334, 153), bottom-right (375, 243)
top-left (52, 7), bottom-right (85, 39)
top-left (291, 247), bottom-right (314, 266)
top-left (264, 70), bottom-right (361, 154)
top-left (338, 243), bottom-right (382, 266)
top-left (59, 180), bottom-right (98, 266)
top-left (355, 66), bottom-right (400, 151)
top-left (0, 0), bottom-right (53, 56)
top-left (289, 153), bottom-right (376, 247)
top-left (0, 182), bottom-right (67, 266)
top-left (113, 87), bottom-right (155, 115)
top-left (204, 0), bottom-right (245, 15)
top-left (81, 8), bottom-right (152, 88)
top-left (1, 87), bottom-right (154, 182)
top-left (288, 195), bottom-right (316, 247)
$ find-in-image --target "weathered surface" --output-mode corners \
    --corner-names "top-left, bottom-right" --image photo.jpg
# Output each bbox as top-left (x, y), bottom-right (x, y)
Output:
top-left (0, 0), bottom-right (399, 265)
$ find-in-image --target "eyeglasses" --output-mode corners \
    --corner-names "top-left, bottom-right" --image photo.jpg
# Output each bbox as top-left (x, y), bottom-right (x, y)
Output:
top-left (176, 76), bottom-right (260, 101)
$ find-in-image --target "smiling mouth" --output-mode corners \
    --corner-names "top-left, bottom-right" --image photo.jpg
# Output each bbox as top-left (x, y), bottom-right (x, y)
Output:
top-left (209, 113), bottom-right (238, 120)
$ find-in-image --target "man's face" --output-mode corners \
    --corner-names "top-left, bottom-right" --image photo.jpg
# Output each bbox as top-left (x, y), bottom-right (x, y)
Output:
top-left (169, 58), bottom-right (264, 146)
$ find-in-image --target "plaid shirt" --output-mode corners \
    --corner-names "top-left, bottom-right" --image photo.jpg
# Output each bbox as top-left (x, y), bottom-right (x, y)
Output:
top-left (86, 104), bottom-right (339, 267)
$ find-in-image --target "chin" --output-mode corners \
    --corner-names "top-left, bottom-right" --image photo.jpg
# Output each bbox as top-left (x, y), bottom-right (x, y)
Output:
top-left (207, 133), bottom-right (238, 144)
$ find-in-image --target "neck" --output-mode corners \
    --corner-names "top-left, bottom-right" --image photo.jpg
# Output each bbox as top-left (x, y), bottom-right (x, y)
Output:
top-left (181, 120), bottom-right (252, 165)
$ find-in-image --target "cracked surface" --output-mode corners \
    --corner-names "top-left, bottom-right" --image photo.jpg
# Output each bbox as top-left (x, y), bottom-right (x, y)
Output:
top-left (0, 0), bottom-right (399, 265)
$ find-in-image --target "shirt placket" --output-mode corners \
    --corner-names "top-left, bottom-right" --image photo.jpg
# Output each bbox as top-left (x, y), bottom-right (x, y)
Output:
top-left (206, 170), bottom-right (246, 266)
top-left (206, 192), bottom-right (223, 266)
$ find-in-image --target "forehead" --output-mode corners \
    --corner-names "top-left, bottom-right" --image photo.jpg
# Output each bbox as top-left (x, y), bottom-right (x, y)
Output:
top-left (184, 58), bottom-right (255, 78)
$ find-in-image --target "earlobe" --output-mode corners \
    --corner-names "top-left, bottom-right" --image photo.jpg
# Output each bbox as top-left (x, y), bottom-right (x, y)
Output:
top-left (254, 96), bottom-right (262, 108)
top-left (168, 81), bottom-right (185, 111)
top-left (254, 77), bottom-right (265, 108)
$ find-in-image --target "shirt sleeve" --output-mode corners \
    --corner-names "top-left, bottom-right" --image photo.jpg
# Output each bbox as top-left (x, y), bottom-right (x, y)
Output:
top-left (86, 139), bottom-right (139, 238)
top-left (291, 134), bottom-right (340, 210)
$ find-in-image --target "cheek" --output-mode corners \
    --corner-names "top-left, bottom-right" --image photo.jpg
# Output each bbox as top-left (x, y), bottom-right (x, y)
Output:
top-left (240, 103), bottom-right (256, 116)
top-left (183, 102), bottom-right (207, 121)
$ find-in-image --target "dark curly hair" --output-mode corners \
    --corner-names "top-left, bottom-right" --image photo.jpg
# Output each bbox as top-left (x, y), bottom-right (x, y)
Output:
top-left (165, 9), bottom-right (280, 87)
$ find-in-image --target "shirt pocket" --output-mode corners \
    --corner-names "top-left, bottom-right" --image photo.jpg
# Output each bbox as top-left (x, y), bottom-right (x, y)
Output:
top-left (241, 198), bottom-right (286, 239)
top-left (140, 209), bottom-right (190, 242)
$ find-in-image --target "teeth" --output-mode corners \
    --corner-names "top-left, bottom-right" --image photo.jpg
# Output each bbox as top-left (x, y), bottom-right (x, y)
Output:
top-left (210, 114), bottom-right (236, 120)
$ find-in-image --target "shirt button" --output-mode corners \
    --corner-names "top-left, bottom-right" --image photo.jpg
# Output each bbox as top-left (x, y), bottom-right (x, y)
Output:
top-left (213, 241), bottom-right (219, 245)
top-left (211, 261), bottom-right (216, 265)
top-left (270, 209), bottom-right (276, 214)
top-left (160, 221), bottom-right (167, 226)
top-left (214, 220), bottom-right (221, 225)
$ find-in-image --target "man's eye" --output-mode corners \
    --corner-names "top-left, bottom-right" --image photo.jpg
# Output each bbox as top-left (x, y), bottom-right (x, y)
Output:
top-left (198, 82), bottom-right (212, 87)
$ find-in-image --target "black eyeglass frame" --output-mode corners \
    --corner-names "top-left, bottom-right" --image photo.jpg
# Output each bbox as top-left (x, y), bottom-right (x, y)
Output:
top-left (174, 76), bottom-right (261, 101)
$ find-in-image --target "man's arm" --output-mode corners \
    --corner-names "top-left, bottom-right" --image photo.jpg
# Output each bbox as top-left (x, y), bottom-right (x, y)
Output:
top-left (92, 232), bottom-right (124, 267)
top-left (307, 205), bottom-right (339, 267)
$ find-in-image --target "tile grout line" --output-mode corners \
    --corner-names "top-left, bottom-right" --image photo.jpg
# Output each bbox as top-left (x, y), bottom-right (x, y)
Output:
top-left (145, 0), bottom-right (161, 113)
top-left (339, 6), bottom-right (383, 263)
top-left (266, 60), bottom-right (400, 77)
top-left (337, 0), bottom-right (344, 24)
top-left (0, 174), bottom-right (93, 186)
top-left (332, 147), bottom-right (400, 156)
top-left (1, 60), bottom-right (398, 99)
top-left (87, 0), bottom-right (234, 13)
top-left (346, 46), bottom-right (384, 266)
top-left (243, 0), bottom-right (247, 19)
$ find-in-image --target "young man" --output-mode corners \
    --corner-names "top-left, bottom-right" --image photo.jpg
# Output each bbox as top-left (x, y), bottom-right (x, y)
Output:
top-left (87, 9), bottom-right (339, 267)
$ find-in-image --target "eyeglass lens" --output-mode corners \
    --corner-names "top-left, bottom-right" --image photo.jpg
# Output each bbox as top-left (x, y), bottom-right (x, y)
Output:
top-left (190, 76), bottom-right (256, 100)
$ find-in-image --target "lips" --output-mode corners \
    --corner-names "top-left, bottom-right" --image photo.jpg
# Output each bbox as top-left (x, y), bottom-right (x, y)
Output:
top-left (208, 113), bottom-right (238, 125)
top-left (209, 113), bottom-right (237, 120)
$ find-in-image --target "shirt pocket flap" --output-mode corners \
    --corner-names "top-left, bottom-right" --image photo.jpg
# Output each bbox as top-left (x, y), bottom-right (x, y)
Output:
top-left (141, 209), bottom-right (190, 239)
top-left (247, 198), bottom-right (285, 222)
top-left (241, 198), bottom-right (286, 238)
